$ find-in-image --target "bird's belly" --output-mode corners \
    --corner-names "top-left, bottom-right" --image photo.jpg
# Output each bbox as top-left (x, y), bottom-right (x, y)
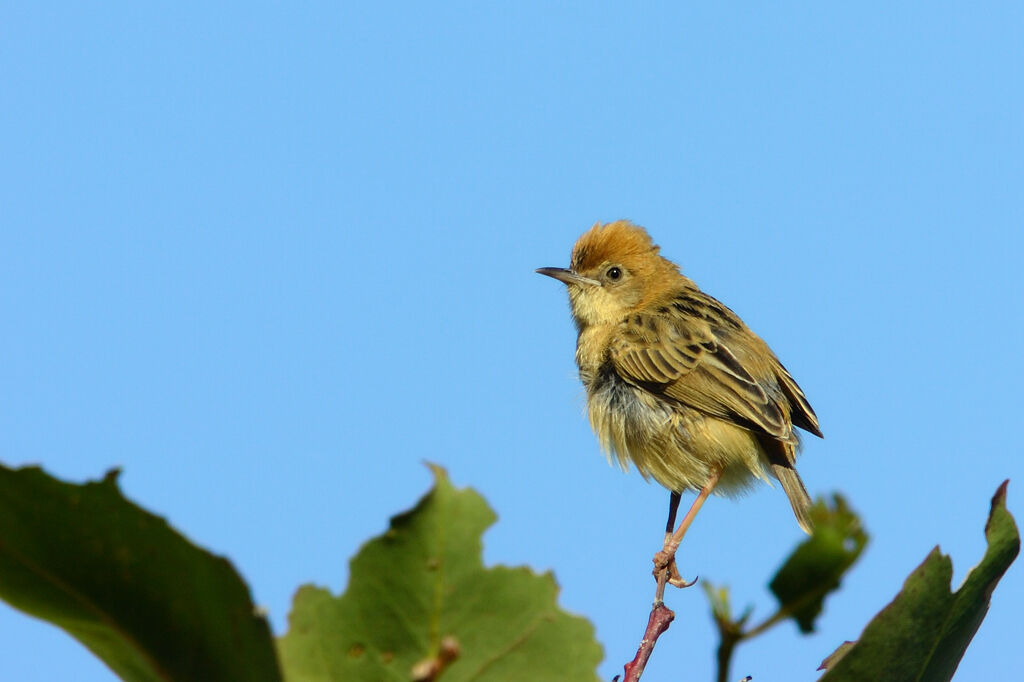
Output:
top-left (584, 368), bottom-right (772, 495)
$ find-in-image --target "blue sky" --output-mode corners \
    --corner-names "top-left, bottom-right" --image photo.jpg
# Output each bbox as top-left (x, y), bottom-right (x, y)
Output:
top-left (2, 3), bottom-right (1022, 680)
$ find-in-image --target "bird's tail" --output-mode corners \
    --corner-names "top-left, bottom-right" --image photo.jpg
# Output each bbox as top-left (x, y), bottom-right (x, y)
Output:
top-left (772, 463), bottom-right (813, 534)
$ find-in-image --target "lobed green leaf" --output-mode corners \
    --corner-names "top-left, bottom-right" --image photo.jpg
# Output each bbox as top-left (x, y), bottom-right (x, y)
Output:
top-left (277, 463), bottom-right (602, 682)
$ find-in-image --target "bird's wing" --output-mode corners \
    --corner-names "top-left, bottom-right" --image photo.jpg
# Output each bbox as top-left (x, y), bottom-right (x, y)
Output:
top-left (609, 292), bottom-right (791, 440)
top-left (775, 359), bottom-right (822, 437)
top-left (610, 311), bottom-right (708, 384)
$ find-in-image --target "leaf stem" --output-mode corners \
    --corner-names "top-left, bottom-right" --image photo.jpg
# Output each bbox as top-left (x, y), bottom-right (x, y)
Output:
top-left (715, 629), bottom-right (740, 682)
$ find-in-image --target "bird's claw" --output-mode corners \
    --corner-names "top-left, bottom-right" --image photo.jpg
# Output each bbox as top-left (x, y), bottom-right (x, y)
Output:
top-left (669, 573), bottom-right (698, 588)
top-left (652, 551), bottom-right (698, 588)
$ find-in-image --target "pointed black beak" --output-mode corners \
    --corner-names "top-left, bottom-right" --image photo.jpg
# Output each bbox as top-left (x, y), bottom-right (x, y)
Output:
top-left (535, 267), bottom-right (599, 286)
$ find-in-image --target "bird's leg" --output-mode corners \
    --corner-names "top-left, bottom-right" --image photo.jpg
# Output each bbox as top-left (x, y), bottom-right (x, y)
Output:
top-left (656, 492), bottom-right (687, 587)
top-left (663, 490), bottom-right (682, 540)
top-left (653, 469), bottom-right (722, 589)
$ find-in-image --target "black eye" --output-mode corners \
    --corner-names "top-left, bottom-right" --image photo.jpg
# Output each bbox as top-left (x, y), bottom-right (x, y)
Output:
top-left (606, 266), bottom-right (622, 281)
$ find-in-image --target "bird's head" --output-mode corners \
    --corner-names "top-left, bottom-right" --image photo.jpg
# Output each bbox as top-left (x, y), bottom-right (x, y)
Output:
top-left (537, 220), bottom-right (684, 329)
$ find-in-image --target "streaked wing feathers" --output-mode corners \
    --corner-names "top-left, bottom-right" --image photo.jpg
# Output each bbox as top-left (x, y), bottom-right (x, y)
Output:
top-left (775, 360), bottom-right (823, 437)
top-left (611, 314), bottom-right (707, 384)
top-left (610, 296), bottom-right (791, 439)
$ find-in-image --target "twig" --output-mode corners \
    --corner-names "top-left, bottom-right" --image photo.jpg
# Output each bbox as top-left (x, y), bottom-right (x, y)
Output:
top-left (619, 602), bottom-right (675, 682)
top-left (620, 476), bottom-right (722, 681)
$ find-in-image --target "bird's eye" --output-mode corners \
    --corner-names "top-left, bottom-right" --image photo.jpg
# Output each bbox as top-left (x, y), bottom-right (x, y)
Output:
top-left (606, 266), bottom-right (622, 281)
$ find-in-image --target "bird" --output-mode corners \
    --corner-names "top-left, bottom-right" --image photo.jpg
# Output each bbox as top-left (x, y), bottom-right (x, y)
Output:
top-left (537, 220), bottom-right (822, 581)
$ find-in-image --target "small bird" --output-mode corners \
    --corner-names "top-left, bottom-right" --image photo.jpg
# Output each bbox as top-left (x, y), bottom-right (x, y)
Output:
top-left (537, 220), bottom-right (822, 558)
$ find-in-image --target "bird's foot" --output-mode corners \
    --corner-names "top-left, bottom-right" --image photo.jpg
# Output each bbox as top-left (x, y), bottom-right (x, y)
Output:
top-left (652, 550), bottom-right (698, 588)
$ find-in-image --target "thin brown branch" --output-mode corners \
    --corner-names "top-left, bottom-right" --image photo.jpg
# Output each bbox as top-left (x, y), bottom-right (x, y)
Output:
top-left (620, 476), bottom-right (724, 681)
top-left (619, 602), bottom-right (675, 682)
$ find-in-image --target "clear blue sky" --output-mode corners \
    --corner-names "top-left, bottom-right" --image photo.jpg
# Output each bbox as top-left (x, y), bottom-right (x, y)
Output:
top-left (2, 3), bottom-right (1021, 680)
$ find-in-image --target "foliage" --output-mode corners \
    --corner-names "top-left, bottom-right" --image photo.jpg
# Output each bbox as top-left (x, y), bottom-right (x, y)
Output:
top-left (0, 465), bottom-right (281, 682)
top-left (769, 494), bottom-right (868, 633)
top-left (704, 483), bottom-right (1017, 682)
top-left (0, 461), bottom-right (1016, 682)
top-left (0, 463), bottom-right (600, 681)
top-left (277, 463), bottom-right (603, 682)
top-left (703, 494), bottom-right (868, 682)
top-left (819, 481), bottom-right (1019, 681)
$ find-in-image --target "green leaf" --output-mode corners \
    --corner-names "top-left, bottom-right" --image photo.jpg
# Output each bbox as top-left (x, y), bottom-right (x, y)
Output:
top-left (820, 481), bottom-right (1019, 682)
top-left (0, 464), bottom-right (282, 682)
top-left (278, 464), bottom-right (602, 682)
top-left (769, 494), bottom-right (867, 633)
top-left (701, 581), bottom-right (751, 633)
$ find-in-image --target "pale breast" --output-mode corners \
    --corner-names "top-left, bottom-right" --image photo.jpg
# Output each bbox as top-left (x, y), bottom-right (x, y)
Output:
top-left (582, 362), bottom-right (773, 495)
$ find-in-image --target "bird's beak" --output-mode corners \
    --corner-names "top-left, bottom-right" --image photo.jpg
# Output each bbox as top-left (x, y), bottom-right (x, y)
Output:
top-left (535, 267), bottom-right (600, 287)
